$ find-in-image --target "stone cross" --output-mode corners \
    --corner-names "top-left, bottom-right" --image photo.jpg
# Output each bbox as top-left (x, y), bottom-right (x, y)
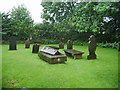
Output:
top-left (25, 39), bottom-right (30, 48)
top-left (67, 40), bottom-right (73, 49)
top-left (87, 35), bottom-right (97, 60)
top-left (9, 36), bottom-right (17, 50)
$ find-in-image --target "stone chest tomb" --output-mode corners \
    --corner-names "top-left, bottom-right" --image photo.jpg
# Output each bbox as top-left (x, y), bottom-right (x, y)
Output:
top-left (38, 46), bottom-right (67, 64)
top-left (64, 49), bottom-right (84, 59)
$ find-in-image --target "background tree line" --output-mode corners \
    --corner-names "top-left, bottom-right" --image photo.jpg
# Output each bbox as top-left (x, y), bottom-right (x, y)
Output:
top-left (40, 2), bottom-right (120, 43)
top-left (1, 4), bottom-right (34, 41)
top-left (1, 2), bottom-right (120, 44)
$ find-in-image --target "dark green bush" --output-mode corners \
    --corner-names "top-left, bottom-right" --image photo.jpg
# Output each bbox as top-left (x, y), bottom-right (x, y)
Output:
top-left (73, 40), bottom-right (87, 46)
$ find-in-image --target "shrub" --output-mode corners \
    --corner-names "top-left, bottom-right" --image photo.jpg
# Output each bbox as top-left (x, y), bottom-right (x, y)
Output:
top-left (73, 40), bottom-right (87, 46)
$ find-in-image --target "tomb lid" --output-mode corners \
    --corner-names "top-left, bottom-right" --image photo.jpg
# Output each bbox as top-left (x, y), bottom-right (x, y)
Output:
top-left (48, 46), bottom-right (60, 49)
top-left (64, 49), bottom-right (84, 54)
top-left (40, 46), bottom-right (59, 55)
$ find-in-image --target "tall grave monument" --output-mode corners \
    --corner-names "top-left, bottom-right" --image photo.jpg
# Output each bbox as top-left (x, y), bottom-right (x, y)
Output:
top-left (87, 35), bottom-right (97, 60)
top-left (9, 36), bottom-right (17, 50)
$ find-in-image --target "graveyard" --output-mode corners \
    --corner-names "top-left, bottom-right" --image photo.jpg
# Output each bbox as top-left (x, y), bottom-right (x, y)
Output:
top-left (1, 1), bottom-right (119, 89)
top-left (2, 43), bottom-right (118, 88)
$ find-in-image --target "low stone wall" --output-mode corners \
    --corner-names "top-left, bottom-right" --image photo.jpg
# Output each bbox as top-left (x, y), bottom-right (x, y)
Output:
top-left (1, 40), bottom-right (25, 44)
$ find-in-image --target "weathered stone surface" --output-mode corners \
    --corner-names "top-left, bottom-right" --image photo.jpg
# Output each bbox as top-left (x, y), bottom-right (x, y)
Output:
top-left (40, 46), bottom-right (58, 55)
top-left (64, 49), bottom-right (84, 59)
top-left (59, 42), bottom-right (64, 49)
top-left (38, 46), bottom-right (67, 64)
top-left (32, 43), bottom-right (40, 53)
top-left (67, 40), bottom-right (73, 49)
top-left (25, 40), bottom-right (30, 48)
top-left (87, 35), bottom-right (97, 60)
top-left (48, 46), bottom-right (60, 50)
top-left (9, 36), bottom-right (17, 50)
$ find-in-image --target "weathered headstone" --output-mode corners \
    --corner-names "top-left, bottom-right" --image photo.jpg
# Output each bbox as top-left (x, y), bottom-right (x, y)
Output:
top-left (9, 36), bottom-right (17, 50)
top-left (67, 40), bottom-right (73, 49)
top-left (59, 42), bottom-right (64, 49)
top-left (32, 43), bottom-right (40, 53)
top-left (25, 40), bottom-right (30, 48)
top-left (87, 35), bottom-right (97, 60)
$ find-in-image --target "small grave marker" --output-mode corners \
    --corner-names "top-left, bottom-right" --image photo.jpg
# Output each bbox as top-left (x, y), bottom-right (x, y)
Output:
top-left (25, 40), bottom-right (30, 48)
top-left (32, 43), bottom-right (40, 53)
top-left (67, 40), bottom-right (73, 49)
top-left (9, 36), bottom-right (17, 50)
top-left (59, 42), bottom-right (64, 49)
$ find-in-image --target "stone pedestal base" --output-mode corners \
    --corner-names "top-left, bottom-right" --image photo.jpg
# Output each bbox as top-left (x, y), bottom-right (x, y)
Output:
top-left (74, 54), bottom-right (82, 59)
top-left (87, 54), bottom-right (96, 60)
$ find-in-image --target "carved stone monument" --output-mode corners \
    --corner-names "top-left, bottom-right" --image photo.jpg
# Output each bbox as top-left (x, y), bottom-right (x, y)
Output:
top-left (87, 35), bottom-right (97, 60)
top-left (25, 40), bottom-right (30, 48)
top-left (32, 43), bottom-right (40, 53)
top-left (59, 42), bottom-right (64, 49)
top-left (9, 36), bottom-right (17, 50)
top-left (67, 40), bottom-right (73, 49)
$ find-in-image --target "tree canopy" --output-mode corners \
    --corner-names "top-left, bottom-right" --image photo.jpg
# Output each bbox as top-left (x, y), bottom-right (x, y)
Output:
top-left (41, 2), bottom-right (120, 42)
top-left (1, 4), bottom-right (34, 40)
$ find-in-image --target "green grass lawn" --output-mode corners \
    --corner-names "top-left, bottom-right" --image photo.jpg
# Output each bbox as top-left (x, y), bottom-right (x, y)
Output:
top-left (2, 44), bottom-right (118, 88)
top-left (0, 44), bottom-right (2, 89)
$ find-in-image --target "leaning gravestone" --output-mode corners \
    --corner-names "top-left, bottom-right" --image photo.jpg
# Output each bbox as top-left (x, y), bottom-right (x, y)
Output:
top-left (9, 36), bottom-right (17, 50)
top-left (67, 40), bottom-right (73, 49)
top-left (32, 43), bottom-right (40, 53)
top-left (25, 40), bottom-right (30, 48)
top-left (87, 35), bottom-right (97, 60)
top-left (59, 42), bottom-right (64, 49)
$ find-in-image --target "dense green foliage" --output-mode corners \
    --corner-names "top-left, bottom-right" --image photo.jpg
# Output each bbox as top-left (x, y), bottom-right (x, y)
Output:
top-left (2, 44), bottom-right (118, 88)
top-left (1, 2), bottom-right (119, 43)
top-left (40, 2), bottom-right (120, 43)
top-left (1, 5), bottom-right (33, 40)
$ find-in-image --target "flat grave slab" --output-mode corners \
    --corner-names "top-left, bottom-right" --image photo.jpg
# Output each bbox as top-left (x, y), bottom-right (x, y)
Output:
top-left (64, 49), bottom-right (84, 59)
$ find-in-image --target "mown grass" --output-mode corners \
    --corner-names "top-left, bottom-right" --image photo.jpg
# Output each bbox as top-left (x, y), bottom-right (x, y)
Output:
top-left (0, 44), bottom-right (2, 89)
top-left (2, 44), bottom-right (118, 88)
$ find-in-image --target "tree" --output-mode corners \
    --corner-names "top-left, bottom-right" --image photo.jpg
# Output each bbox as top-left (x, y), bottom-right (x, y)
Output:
top-left (10, 4), bottom-right (34, 40)
top-left (41, 2), bottom-right (120, 42)
top-left (0, 12), bottom-right (12, 40)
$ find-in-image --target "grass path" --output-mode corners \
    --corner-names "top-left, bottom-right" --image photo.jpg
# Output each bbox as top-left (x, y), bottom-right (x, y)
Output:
top-left (2, 44), bottom-right (118, 88)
